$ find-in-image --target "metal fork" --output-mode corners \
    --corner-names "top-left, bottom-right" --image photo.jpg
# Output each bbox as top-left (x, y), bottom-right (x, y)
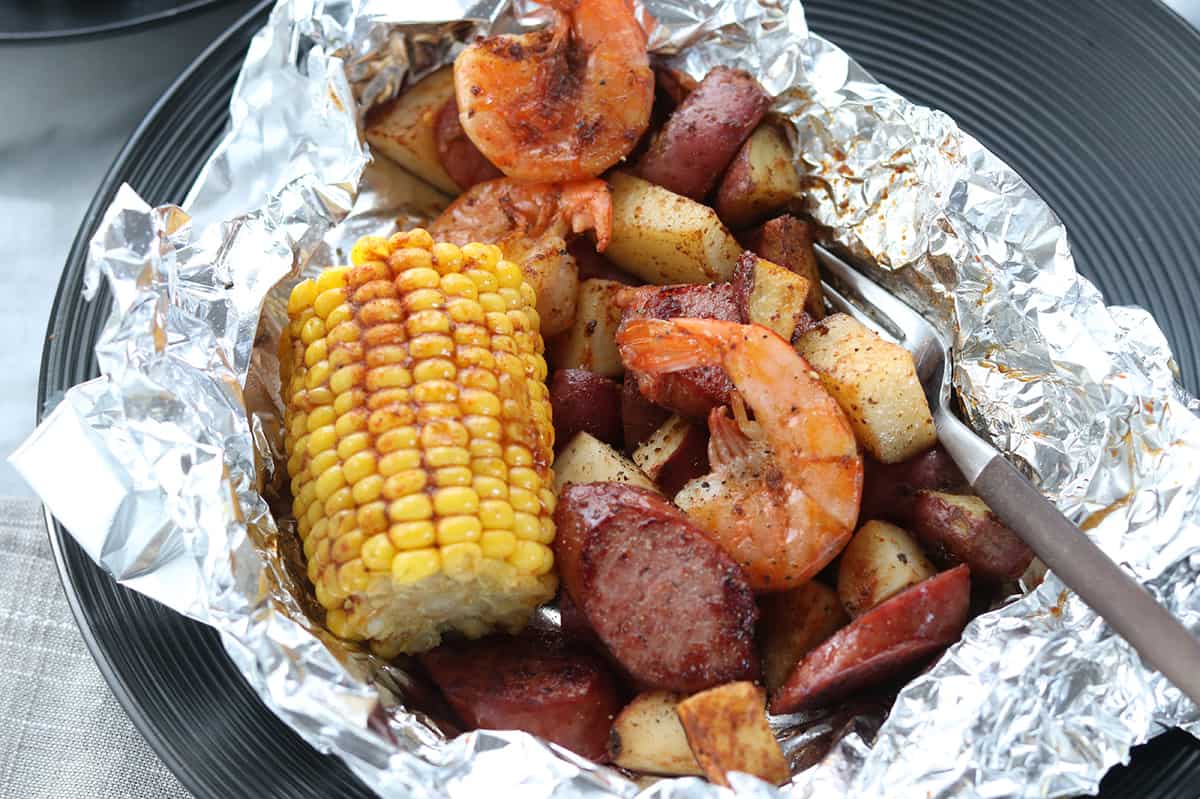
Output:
top-left (814, 244), bottom-right (1200, 708)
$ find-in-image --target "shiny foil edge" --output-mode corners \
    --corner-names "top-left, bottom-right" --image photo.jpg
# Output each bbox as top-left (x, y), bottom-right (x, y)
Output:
top-left (9, 0), bottom-right (1200, 797)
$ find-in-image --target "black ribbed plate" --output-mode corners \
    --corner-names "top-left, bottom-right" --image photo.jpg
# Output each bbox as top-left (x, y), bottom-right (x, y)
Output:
top-left (40, 1), bottom-right (1200, 797)
top-left (0, 0), bottom-right (234, 41)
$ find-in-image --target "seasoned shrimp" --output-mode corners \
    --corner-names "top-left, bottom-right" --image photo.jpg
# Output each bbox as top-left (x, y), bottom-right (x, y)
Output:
top-left (429, 177), bottom-right (612, 336)
top-left (617, 318), bottom-right (863, 591)
top-left (453, 0), bottom-right (654, 182)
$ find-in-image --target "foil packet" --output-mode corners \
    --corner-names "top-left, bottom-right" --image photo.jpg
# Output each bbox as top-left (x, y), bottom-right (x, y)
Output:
top-left (12, 0), bottom-right (1200, 797)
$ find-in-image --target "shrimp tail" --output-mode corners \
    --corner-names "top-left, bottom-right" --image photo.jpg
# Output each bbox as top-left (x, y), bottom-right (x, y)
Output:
top-left (617, 318), bottom-right (717, 374)
top-left (560, 180), bottom-right (613, 251)
top-left (708, 406), bottom-right (753, 468)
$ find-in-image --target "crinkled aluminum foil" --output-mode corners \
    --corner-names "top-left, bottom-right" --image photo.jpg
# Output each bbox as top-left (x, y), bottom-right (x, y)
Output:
top-left (12, 0), bottom-right (1200, 796)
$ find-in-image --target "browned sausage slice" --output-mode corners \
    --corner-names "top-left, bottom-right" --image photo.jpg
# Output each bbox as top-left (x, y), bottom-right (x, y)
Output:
top-left (621, 376), bottom-right (670, 453)
top-left (554, 482), bottom-right (759, 691)
top-left (860, 445), bottom-right (967, 527)
top-left (549, 369), bottom-right (623, 451)
top-left (770, 565), bottom-right (971, 714)
top-left (420, 633), bottom-right (622, 761)
top-left (637, 67), bottom-right (771, 200)
top-left (434, 97), bottom-right (502, 190)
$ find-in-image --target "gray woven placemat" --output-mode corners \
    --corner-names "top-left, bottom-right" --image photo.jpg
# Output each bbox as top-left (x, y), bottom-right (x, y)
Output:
top-left (0, 498), bottom-right (191, 798)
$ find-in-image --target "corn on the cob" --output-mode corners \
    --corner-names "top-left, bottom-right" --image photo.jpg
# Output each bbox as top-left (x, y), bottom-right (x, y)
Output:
top-left (282, 229), bottom-right (557, 656)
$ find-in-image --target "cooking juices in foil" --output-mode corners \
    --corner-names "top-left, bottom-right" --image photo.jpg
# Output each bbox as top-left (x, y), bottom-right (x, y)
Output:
top-left (12, 0), bottom-right (1200, 796)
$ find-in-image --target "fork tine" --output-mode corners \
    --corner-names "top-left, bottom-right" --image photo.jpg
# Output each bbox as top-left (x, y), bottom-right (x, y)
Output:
top-left (820, 281), bottom-right (899, 343)
top-left (813, 245), bottom-right (927, 343)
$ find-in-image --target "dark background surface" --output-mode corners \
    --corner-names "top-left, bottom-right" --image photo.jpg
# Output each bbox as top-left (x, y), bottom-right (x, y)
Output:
top-left (39, 0), bottom-right (1200, 797)
top-left (0, 0), bottom-right (232, 40)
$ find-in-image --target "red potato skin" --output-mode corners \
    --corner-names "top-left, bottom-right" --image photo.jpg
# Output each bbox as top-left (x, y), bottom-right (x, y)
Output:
top-left (655, 66), bottom-right (697, 109)
top-left (770, 565), bottom-right (971, 714)
top-left (911, 490), bottom-right (1033, 583)
top-left (621, 377), bottom-right (670, 453)
top-left (649, 421), bottom-right (710, 496)
top-left (420, 633), bottom-right (623, 761)
top-left (637, 67), bottom-right (772, 200)
top-left (860, 445), bottom-right (967, 527)
top-left (549, 370), bottom-right (623, 451)
top-left (434, 97), bottom-right (503, 190)
top-left (554, 482), bottom-right (760, 692)
top-left (740, 215), bottom-right (824, 319)
top-left (616, 282), bottom-right (746, 420)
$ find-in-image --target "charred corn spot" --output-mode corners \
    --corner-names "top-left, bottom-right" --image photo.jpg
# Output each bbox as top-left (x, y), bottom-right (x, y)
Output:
top-left (283, 231), bottom-right (557, 654)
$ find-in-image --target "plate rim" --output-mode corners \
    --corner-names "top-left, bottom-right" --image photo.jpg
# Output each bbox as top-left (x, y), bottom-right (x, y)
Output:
top-left (37, 2), bottom-right (274, 796)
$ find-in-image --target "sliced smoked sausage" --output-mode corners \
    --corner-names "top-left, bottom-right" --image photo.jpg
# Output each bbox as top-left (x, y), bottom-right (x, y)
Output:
top-left (554, 482), bottom-right (759, 691)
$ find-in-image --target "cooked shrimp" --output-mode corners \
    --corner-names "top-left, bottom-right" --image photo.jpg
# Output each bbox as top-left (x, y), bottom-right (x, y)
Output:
top-left (453, 0), bottom-right (654, 182)
top-left (429, 177), bottom-right (612, 336)
top-left (617, 318), bottom-right (863, 591)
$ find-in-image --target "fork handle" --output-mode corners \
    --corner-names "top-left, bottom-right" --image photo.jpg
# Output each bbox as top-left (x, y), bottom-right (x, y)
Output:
top-left (946, 433), bottom-right (1200, 708)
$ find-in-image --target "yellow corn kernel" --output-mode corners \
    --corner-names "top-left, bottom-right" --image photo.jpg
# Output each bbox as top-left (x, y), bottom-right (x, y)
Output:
top-left (304, 338), bottom-right (328, 367)
top-left (512, 512), bottom-right (541, 541)
top-left (388, 493), bottom-right (433, 521)
top-left (309, 450), bottom-right (339, 479)
top-left (472, 476), bottom-right (508, 500)
top-left (330, 364), bottom-right (365, 395)
top-left (469, 438), bottom-right (503, 457)
top-left (307, 425), bottom-right (337, 457)
top-left (479, 500), bottom-right (515, 530)
top-left (404, 288), bottom-right (443, 313)
top-left (325, 608), bottom-right (352, 639)
top-left (334, 409), bottom-right (367, 437)
top-left (410, 333), bottom-right (454, 359)
top-left (479, 292), bottom-right (505, 313)
top-left (378, 450), bottom-right (421, 476)
top-left (300, 317), bottom-right (326, 345)
top-left (361, 534), bottom-right (396, 571)
top-left (446, 297), bottom-right (483, 323)
top-left (327, 321), bottom-right (361, 343)
top-left (538, 517), bottom-right (556, 544)
top-left (473, 457), bottom-right (508, 480)
top-left (435, 466), bottom-right (473, 487)
top-left (395, 266), bottom-right (440, 292)
top-left (357, 501), bottom-right (388, 534)
top-left (334, 389), bottom-right (365, 417)
top-left (351, 474), bottom-right (384, 504)
top-left (509, 467), bottom-right (542, 492)
top-left (437, 515), bottom-right (482, 545)
top-left (288, 279), bottom-right (318, 317)
top-left (504, 445), bottom-right (533, 466)
top-left (414, 358), bottom-right (455, 383)
top-left (442, 542), bottom-right (482, 581)
top-left (338, 559), bottom-right (369, 594)
top-left (316, 266), bottom-right (349, 292)
top-left (376, 426), bottom-right (418, 453)
top-left (495, 260), bottom-right (523, 289)
top-left (432, 242), bottom-right (463, 274)
top-left (480, 530), bottom-right (517, 559)
top-left (353, 279), bottom-right (397, 304)
top-left (538, 488), bottom-right (556, 515)
top-left (383, 469), bottom-right (428, 499)
top-left (332, 529), bottom-right (364, 563)
top-left (427, 446), bottom-right (470, 468)
top-left (324, 486), bottom-right (355, 515)
top-left (406, 309), bottom-right (451, 337)
top-left (314, 287), bottom-right (345, 319)
top-left (342, 451), bottom-right (377, 484)
top-left (389, 521), bottom-right (436, 550)
top-left (433, 485), bottom-right (479, 516)
top-left (336, 431), bottom-right (370, 460)
top-left (392, 549), bottom-right (440, 584)
top-left (509, 487), bottom-right (541, 515)
top-left (420, 420), bottom-right (468, 449)
top-left (460, 389), bottom-right (501, 417)
top-left (413, 380), bottom-right (457, 404)
top-left (510, 541), bottom-right (551, 575)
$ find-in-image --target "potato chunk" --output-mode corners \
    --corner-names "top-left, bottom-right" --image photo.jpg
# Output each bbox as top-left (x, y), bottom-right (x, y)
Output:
top-left (735, 254), bottom-right (812, 341)
top-left (609, 691), bottom-right (703, 776)
top-left (553, 432), bottom-right (659, 493)
top-left (365, 67), bottom-right (460, 194)
top-left (758, 582), bottom-right (849, 692)
top-left (606, 172), bottom-right (742, 285)
top-left (676, 682), bottom-right (789, 787)
top-left (632, 415), bottom-right (710, 496)
top-left (715, 124), bottom-right (801, 230)
top-left (837, 520), bottom-right (936, 617)
top-left (549, 279), bottom-right (624, 378)
top-left (795, 313), bottom-right (936, 463)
